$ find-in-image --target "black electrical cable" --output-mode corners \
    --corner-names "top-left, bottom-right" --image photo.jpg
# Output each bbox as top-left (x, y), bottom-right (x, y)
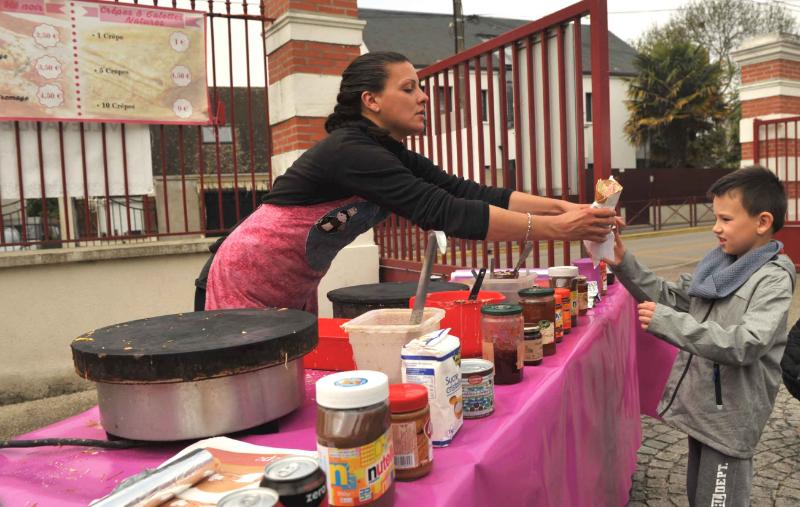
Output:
top-left (0, 438), bottom-right (155, 449)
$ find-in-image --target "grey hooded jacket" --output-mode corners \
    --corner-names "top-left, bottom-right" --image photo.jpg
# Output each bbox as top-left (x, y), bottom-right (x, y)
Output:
top-left (613, 250), bottom-right (796, 459)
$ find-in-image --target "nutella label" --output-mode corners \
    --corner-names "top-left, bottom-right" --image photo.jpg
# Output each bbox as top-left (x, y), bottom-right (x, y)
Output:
top-left (318, 429), bottom-right (394, 506)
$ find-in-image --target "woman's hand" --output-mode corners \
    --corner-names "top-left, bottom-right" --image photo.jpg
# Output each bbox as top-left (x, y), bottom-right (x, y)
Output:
top-left (545, 207), bottom-right (616, 242)
top-left (638, 302), bottom-right (656, 330)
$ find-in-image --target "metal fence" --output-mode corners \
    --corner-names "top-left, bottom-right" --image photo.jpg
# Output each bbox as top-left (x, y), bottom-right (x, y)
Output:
top-left (753, 116), bottom-right (800, 224)
top-left (0, 0), bottom-right (272, 250)
top-left (375, 0), bottom-right (612, 277)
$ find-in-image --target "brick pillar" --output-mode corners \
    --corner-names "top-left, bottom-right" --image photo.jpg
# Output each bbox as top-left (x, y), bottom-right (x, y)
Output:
top-left (264, 0), bottom-right (364, 176)
top-left (733, 33), bottom-right (800, 268)
top-left (264, 2), bottom-right (378, 316)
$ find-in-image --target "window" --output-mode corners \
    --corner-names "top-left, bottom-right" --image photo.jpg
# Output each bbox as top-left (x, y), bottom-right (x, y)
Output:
top-left (480, 90), bottom-right (488, 122)
top-left (436, 86), bottom-right (453, 114)
top-left (506, 80), bottom-right (514, 129)
top-left (585, 92), bottom-right (592, 123)
top-left (202, 125), bottom-right (233, 144)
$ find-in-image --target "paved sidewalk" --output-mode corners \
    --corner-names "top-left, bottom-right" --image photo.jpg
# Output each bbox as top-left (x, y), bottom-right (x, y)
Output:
top-left (628, 386), bottom-right (800, 506)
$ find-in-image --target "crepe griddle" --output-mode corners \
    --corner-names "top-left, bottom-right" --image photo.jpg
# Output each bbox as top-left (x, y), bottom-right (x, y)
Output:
top-left (72, 308), bottom-right (317, 383)
top-left (70, 309), bottom-right (317, 441)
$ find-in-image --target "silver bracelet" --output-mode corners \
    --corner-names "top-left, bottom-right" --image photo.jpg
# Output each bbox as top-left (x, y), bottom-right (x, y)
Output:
top-left (523, 212), bottom-right (533, 244)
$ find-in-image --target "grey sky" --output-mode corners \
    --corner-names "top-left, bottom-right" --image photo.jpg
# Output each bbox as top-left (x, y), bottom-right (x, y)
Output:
top-left (356, 0), bottom-right (800, 45)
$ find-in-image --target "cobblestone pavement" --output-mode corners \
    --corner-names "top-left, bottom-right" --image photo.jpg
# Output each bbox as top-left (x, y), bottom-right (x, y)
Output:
top-left (627, 386), bottom-right (800, 506)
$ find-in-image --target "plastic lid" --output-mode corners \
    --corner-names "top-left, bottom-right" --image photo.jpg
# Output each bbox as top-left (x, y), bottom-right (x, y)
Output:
top-left (316, 370), bottom-right (389, 409)
top-left (518, 287), bottom-right (554, 297)
top-left (548, 266), bottom-right (579, 277)
top-left (389, 383), bottom-right (429, 413)
top-left (461, 358), bottom-right (494, 376)
top-left (524, 325), bottom-right (541, 333)
top-left (481, 303), bottom-right (523, 316)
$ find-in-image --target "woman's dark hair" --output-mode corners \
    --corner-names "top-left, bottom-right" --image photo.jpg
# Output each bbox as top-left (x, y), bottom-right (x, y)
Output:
top-left (324, 51), bottom-right (411, 136)
top-left (707, 165), bottom-right (787, 232)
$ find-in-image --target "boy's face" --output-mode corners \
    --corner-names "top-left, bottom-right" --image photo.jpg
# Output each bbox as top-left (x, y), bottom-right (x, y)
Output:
top-left (711, 190), bottom-right (773, 257)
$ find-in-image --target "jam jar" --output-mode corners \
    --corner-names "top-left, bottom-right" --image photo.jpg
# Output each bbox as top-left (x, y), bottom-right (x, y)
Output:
top-left (480, 304), bottom-right (524, 385)
top-left (523, 325), bottom-right (543, 366)
top-left (517, 287), bottom-right (556, 357)
top-left (316, 370), bottom-right (394, 506)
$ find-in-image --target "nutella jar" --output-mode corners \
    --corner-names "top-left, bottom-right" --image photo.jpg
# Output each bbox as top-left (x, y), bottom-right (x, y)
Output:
top-left (523, 325), bottom-right (543, 366)
top-left (553, 288), bottom-right (571, 339)
top-left (517, 287), bottom-right (555, 357)
top-left (389, 383), bottom-right (433, 481)
top-left (576, 276), bottom-right (588, 316)
top-left (316, 371), bottom-right (394, 506)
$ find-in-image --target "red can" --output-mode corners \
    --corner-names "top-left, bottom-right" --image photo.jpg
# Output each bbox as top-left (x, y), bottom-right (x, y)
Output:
top-left (260, 456), bottom-right (328, 507)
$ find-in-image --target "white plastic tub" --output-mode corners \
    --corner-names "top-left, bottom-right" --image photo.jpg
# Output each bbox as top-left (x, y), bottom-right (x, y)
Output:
top-left (341, 308), bottom-right (446, 383)
top-left (480, 274), bottom-right (538, 304)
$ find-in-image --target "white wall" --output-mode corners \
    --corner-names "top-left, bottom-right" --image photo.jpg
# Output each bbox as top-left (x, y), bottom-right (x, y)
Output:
top-left (583, 76), bottom-right (637, 170)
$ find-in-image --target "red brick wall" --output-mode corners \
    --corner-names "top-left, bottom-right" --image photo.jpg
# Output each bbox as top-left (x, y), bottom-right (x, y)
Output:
top-left (742, 96), bottom-right (800, 118)
top-left (266, 0), bottom-right (357, 20)
top-left (271, 117), bottom-right (327, 155)
top-left (741, 59), bottom-right (800, 84)
top-left (268, 41), bottom-right (359, 84)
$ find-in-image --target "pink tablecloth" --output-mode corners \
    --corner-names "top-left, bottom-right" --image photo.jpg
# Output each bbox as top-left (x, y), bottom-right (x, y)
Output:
top-left (0, 284), bottom-right (673, 507)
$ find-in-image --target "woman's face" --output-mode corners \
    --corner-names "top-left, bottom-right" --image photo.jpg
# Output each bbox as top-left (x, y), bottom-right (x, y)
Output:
top-left (364, 61), bottom-right (429, 140)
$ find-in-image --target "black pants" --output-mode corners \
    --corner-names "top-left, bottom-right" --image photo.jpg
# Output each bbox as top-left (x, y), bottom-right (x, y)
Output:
top-left (687, 436), bottom-right (753, 507)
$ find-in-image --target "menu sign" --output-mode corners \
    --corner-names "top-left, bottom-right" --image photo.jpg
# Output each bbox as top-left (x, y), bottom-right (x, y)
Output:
top-left (0, 0), bottom-right (209, 123)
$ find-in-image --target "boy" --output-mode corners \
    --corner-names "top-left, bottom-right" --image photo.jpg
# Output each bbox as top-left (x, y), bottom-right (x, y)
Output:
top-left (606, 166), bottom-right (795, 506)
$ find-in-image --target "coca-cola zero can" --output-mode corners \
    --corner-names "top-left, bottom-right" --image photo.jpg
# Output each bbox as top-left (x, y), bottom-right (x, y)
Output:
top-left (260, 456), bottom-right (327, 507)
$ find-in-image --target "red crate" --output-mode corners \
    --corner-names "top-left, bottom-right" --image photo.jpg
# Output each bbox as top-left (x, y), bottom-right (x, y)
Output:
top-left (303, 318), bottom-right (356, 371)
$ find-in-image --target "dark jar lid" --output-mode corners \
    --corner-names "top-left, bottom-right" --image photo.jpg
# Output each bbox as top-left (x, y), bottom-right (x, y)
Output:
top-left (518, 287), bottom-right (554, 298)
top-left (481, 303), bottom-right (523, 316)
top-left (389, 383), bottom-right (429, 413)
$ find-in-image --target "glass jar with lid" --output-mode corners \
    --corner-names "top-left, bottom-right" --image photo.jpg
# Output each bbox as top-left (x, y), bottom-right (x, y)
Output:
top-left (517, 287), bottom-right (556, 357)
top-left (549, 266), bottom-right (579, 327)
top-left (480, 304), bottom-right (524, 385)
top-left (316, 370), bottom-right (395, 506)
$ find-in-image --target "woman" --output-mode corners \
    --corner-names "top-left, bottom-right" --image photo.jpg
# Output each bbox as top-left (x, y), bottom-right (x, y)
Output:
top-left (199, 52), bottom-right (615, 313)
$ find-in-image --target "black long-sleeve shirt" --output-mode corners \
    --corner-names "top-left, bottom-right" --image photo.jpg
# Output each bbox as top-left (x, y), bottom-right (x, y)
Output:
top-left (263, 119), bottom-right (512, 240)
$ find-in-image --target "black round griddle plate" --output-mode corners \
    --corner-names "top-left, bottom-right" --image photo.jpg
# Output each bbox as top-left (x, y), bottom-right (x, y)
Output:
top-left (326, 281), bottom-right (468, 306)
top-left (71, 309), bottom-right (317, 383)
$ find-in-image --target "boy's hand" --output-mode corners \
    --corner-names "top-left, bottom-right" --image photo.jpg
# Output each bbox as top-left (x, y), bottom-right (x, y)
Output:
top-left (602, 220), bottom-right (627, 266)
top-left (638, 302), bottom-right (656, 330)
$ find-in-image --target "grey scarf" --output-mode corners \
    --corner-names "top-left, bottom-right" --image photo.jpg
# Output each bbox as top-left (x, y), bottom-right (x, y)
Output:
top-left (688, 240), bottom-right (782, 300)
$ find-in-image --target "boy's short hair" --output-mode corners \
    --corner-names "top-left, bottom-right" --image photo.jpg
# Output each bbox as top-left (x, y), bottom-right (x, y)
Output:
top-left (708, 166), bottom-right (787, 232)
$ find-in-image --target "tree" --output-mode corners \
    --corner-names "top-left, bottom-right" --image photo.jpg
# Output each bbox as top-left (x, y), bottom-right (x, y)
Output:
top-left (625, 38), bottom-right (727, 168)
top-left (668, 0), bottom-right (796, 98)
top-left (627, 0), bottom-right (795, 168)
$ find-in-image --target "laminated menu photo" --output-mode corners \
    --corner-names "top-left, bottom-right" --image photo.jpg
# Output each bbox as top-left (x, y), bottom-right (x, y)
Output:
top-left (93, 437), bottom-right (317, 507)
top-left (401, 329), bottom-right (463, 447)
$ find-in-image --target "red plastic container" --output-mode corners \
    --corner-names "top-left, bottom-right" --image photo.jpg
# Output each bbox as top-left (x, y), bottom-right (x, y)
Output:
top-left (303, 318), bottom-right (356, 371)
top-left (408, 290), bottom-right (505, 358)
